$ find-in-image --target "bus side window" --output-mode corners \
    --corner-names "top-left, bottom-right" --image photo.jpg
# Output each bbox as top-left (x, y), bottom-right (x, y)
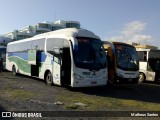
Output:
top-left (143, 51), bottom-right (147, 61)
top-left (53, 48), bottom-right (62, 65)
top-left (138, 51), bottom-right (147, 62)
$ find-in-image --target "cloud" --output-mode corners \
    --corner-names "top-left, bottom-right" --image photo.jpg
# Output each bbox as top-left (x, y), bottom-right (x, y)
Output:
top-left (109, 36), bottom-right (124, 41)
top-left (121, 21), bottom-right (146, 35)
top-left (131, 34), bottom-right (152, 43)
top-left (107, 21), bottom-right (153, 44)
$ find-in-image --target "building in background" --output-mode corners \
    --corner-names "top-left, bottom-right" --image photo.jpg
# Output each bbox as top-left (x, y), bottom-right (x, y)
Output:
top-left (128, 42), bottom-right (158, 50)
top-left (0, 20), bottom-right (80, 45)
top-left (0, 35), bottom-right (12, 46)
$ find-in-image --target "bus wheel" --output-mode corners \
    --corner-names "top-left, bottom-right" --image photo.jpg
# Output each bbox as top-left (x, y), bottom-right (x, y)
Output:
top-left (12, 66), bottom-right (17, 75)
top-left (45, 71), bottom-right (53, 86)
top-left (138, 73), bottom-right (145, 84)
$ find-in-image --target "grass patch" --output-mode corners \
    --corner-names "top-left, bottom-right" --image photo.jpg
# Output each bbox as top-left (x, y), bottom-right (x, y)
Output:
top-left (119, 99), bottom-right (160, 111)
top-left (0, 76), bottom-right (17, 79)
top-left (56, 91), bottom-right (113, 110)
top-left (0, 88), bottom-right (36, 100)
top-left (65, 104), bottom-right (79, 109)
top-left (0, 73), bottom-right (17, 79)
top-left (56, 91), bottom-right (160, 111)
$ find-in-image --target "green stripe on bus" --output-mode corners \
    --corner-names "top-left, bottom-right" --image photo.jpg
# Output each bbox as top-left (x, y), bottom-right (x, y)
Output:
top-left (8, 56), bottom-right (43, 74)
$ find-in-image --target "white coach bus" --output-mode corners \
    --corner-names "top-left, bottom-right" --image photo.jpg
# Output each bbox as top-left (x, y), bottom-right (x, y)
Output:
top-left (6, 28), bottom-right (108, 87)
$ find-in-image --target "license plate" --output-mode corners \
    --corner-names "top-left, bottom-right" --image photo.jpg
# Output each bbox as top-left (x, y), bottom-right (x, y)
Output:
top-left (91, 81), bottom-right (97, 84)
top-left (128, 78), bottom-right (132, 81)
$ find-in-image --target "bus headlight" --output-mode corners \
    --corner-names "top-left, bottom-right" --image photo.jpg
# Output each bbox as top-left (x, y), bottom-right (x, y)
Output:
top-left (117, 73), bottom-right (123, 78)
top-left (103, 75), bottom-right (107, 79)
top-left (74, 73), bottom-right (84, 80)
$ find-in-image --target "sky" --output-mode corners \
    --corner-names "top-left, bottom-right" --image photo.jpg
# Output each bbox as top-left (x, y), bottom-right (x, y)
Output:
top-left (0, 0), bottom-right (160, 47)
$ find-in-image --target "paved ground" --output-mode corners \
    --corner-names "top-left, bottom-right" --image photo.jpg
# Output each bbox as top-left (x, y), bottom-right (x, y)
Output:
top-left (0, 71), bottom-right (160, 120)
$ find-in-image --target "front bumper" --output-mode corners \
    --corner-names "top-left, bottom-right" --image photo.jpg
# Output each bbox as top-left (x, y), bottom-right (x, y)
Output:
top-left (114, 76), bottom-right (139, 84)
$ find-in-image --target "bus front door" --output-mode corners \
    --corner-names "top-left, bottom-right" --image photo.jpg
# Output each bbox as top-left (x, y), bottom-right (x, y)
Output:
top-left (53, 48), bottom-right (62, 85)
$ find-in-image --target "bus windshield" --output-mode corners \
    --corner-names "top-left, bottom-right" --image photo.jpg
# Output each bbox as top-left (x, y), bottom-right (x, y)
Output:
top-left (73, 37), bottom-right (107, 70)
top-left (115, 45), bottom-right (139, 71)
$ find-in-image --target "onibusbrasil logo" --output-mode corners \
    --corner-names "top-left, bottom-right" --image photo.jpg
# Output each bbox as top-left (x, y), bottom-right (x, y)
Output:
top-left (1, 112), bottom-right (42, 118)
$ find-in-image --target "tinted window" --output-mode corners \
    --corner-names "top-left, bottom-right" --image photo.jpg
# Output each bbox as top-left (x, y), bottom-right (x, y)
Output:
top-left (73, 37), bottom-right (107, 70)
top-left (46, 38), bottom-right (69, 54)
top-left (115, 44), bottom-right (139, 71)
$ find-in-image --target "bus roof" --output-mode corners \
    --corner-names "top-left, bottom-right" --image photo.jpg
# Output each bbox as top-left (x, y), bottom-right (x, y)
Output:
top-left (102, 41), bottom-right (135, 48)
top-left (8, 28), bottom-right (100, 45)
top-left (112, 42), bottom-right (135, 47)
